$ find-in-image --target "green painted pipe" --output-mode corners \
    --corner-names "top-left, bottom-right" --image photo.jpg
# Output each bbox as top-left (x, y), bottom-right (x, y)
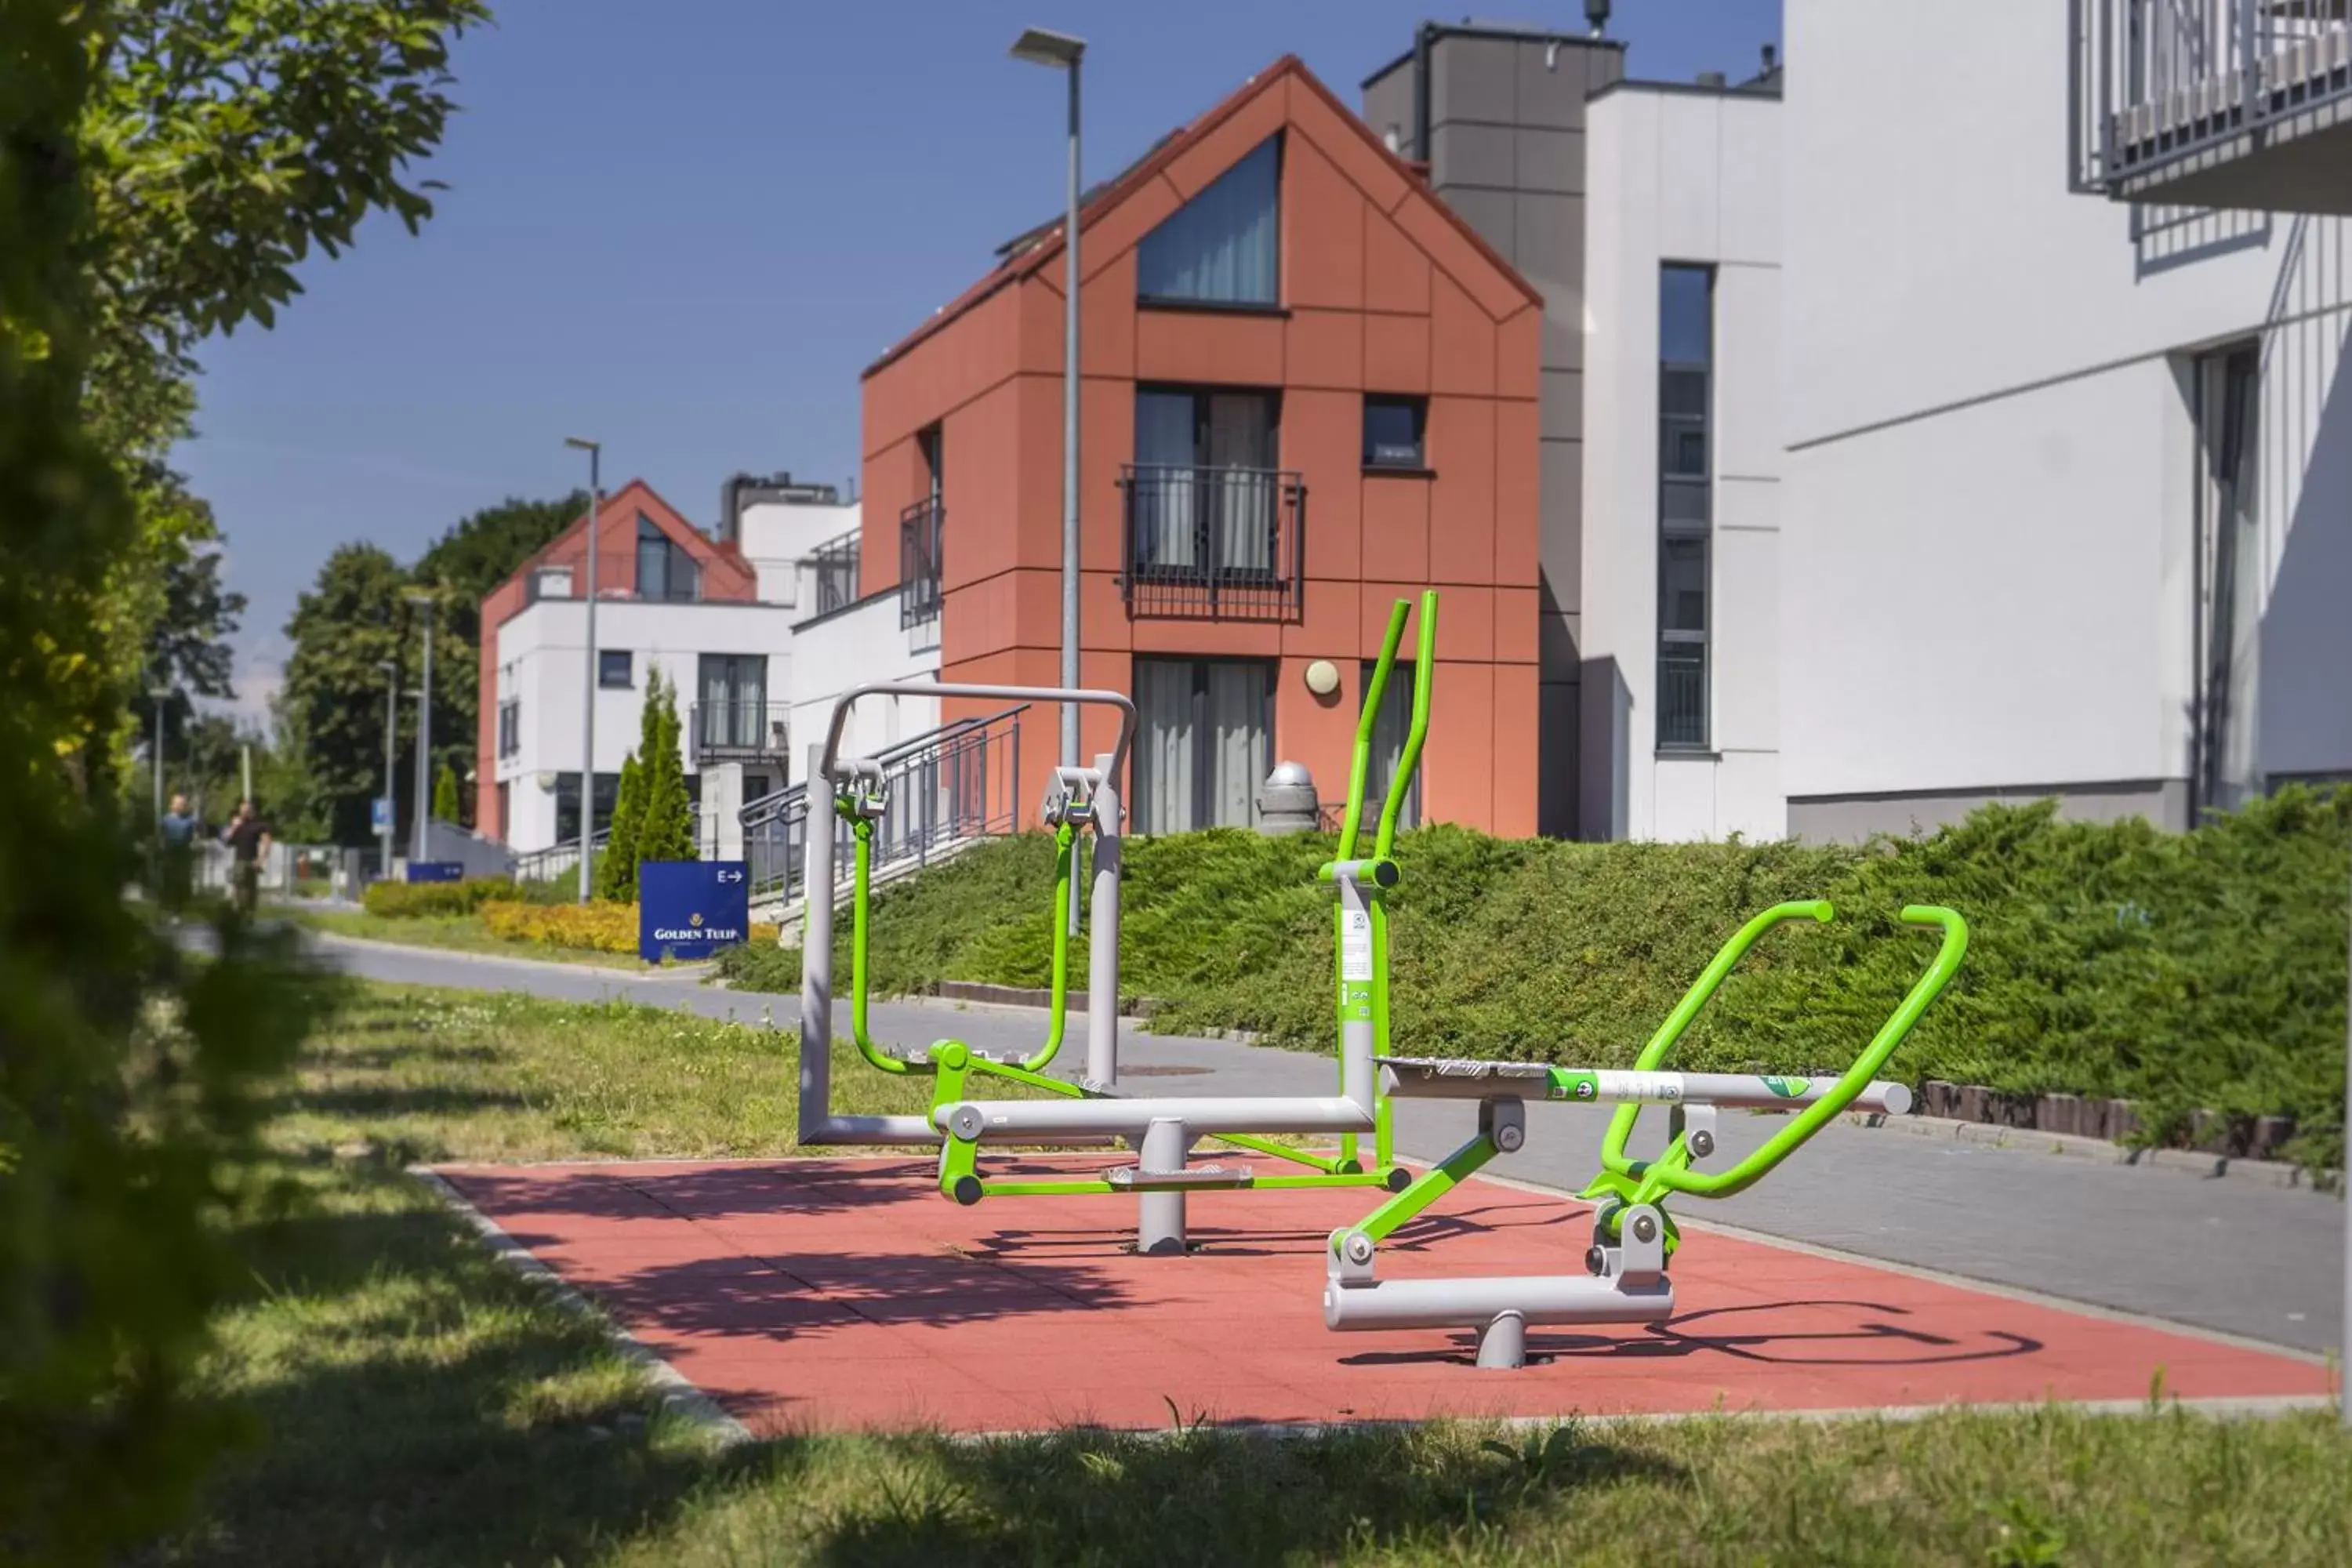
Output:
top-left (1592, 899), bottom-right (1834, 1178)
top-left (1338, 599), bottom-right (1411, 862)
top-left (1019, 819), bottom-right (1079, 1073)
top-left (1624, 906), bottom-right (1969, 1200)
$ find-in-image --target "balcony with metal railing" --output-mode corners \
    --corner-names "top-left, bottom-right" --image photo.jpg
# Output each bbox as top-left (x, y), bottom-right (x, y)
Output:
top-left (2072, 1), bottom-right (2352, 214)
top-left (689, 699), bottom-right (789, 763)
top-left (898, 497), bottom-right (943, 632)
top-left (1118, 464), bottom-right (1305, 621)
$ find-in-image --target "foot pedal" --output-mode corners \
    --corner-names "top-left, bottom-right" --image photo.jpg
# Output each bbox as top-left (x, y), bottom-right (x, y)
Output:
top-left (1104, 1163), bottom-right (1255, 1190)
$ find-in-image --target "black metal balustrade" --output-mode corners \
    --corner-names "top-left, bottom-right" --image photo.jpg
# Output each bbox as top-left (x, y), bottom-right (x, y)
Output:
top-left (899, 497), bottom-right (943, 630)
top-left (1118, 463), bottom-right (1305, 621)
top-left (740, 704), bottom-right (1025, 906)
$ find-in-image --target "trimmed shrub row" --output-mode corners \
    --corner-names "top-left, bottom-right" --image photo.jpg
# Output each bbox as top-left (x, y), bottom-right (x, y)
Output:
top-left (715, 789), bottom-right (2351, 1171)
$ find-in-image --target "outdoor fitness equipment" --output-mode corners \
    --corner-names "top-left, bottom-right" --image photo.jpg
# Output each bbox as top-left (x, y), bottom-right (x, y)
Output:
top-left (795, 678), bottom-right (1138, 1149)
top-left (1322, 901), bottom-right (1970, 1368)
top-left (911, 591), bottom-right (1448, 1253)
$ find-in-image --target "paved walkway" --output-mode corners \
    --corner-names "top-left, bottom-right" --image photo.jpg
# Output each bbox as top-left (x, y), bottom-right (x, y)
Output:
top-left (312, 933), bottom-right (2348, 1356)
top-left (437, 1153), bottom-right (2332, 1436)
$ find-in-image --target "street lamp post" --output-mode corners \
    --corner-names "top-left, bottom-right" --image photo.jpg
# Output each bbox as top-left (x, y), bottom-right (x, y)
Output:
top-left (563, 437), bottom-right (602, 904)
top-left (1011, 25), bottom-right (1086, 818)
top-left (405, 590), bottom-right (436, 863)
top-left (378, 658), bottom-right (398, 878)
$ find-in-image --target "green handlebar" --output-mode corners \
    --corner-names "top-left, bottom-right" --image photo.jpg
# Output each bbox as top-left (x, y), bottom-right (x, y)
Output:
top-left (844, 807), bottom-right (1079, 1077)
top-left (1599, 904), bottom-right (1970, 1202)
top-left (1338, 600), bottom-right (1412, 862)
top-left (1374, 590), bottom-right (1438, 862)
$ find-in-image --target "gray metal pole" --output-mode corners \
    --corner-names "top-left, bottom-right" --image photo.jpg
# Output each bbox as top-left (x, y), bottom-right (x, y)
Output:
top-left (412, 600), bottom-right (434, 862)
top-left (1059, 56), bottom-right (1082, 786)
top-left (578, 449), bottom-right (600, 903)
top-left (797, 740), bottom-right (834, 1144)
top-left (1085, 749), bottom-right (1121, 1089)
top-left (379, 665), bottom-right (397, 876)
top-left (241, 742), bottom-right (252, 804)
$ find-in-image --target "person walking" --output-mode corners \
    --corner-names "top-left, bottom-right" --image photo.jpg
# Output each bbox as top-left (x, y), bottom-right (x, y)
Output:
top-left (222, 799), bottom-right (271, 918)
top-left (158, 792), bottom-right (198, 912)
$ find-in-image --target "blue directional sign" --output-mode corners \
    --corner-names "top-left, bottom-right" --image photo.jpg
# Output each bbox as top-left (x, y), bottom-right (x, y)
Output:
top-left (405, 861), bottom-right (466, 884)
top-left (371, 797), bottom-right (392, 833)
top-left (637, 859), bottom-right (751, 963)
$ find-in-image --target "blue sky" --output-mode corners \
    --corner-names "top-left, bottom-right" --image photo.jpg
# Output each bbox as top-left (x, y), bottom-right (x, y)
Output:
top-left (178, 0), bottom-right (1781, 721)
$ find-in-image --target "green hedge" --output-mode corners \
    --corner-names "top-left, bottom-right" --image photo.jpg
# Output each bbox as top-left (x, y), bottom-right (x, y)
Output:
top-left (360, 877), bottom-right (519, 919)
top-left (717, 789), bottom-right (2350, 1169)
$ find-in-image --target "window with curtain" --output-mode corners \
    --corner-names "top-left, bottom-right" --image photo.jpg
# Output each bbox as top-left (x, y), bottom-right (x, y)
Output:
top-left (637, 515), bottom-right (700, 603)
top-left (697, 654), bottom-right (767, 751)
top-left (1137, 136), bottom-right (1280, 306)
top-left (1131, 387), bottom-right (1279, 575)
top-left (1360, 659), bottom-right (1422, 830)
top-left (1131, 657), bottom-right (1272, 833)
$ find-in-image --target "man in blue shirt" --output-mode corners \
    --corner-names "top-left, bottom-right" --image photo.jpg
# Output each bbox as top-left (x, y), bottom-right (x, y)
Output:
top-left (159, 793), bottom-right (198, 911)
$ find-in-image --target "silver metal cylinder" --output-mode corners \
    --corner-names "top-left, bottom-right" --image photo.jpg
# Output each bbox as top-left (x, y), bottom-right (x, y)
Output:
top-left (1323, 1272), bottom-right (1675, 1331)
top-left (1378, 1058), bottom-right (1913, 1116)
top-left (1135, 1116), bottom-right (1186, 1255)
top-left (933, 1094), bottom-right (1374, 1139)
top-left (1086, 750), bottom-right (1121, 1088)
top-left (797, 740), bottom-right (836, 1145)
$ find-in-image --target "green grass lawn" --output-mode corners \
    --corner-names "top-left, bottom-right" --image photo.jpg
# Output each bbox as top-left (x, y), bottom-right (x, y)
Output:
top-left (152, 983), bottom-right (2352, 1566)
top-left (281, 906), bottom-right (664, 971)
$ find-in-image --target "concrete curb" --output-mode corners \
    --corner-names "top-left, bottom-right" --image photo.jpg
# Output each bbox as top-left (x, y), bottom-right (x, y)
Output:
top-left (306, 929), bottom-right (713, 982)
top-left (407, 1166), bottom-right (754, 1449)
top-left (1840, 1109), bottom-right (2342, 1192)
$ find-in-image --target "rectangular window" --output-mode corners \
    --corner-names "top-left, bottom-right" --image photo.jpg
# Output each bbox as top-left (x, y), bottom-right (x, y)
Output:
top-left (1132, 657), bottom-right (1273, 834)
top-left (598, 649), bottom-right (632, 688)
top-left (809, 529), bottom-right (860, 615)
top-left (697, 654), bottom-right (768, 753)
top-left (1131, 387), bottom-right (1280, 575)
top-left (554, 771), bottom-right (619, 844)
top-left (902, 425), bottom-right (945, 632)
top-left (636, 514), bottom-right (700, 603)
top-left (1657, 264), bottom-right (1713, 752)
top-left (1138, 136), bottom-right (1280, 307)
top-left (496, 697), bottom-right (521, 759)
top-left (1361, 659), bottom-right (1422, 829)
top-left (1363, 396), bottom-right (1428, 470)
top-left (2195, 343), bottom-right (2263, 814)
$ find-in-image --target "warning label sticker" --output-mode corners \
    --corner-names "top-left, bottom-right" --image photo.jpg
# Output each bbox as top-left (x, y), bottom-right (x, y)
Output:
top-left (1341, 909), bottom-right (1374, 981)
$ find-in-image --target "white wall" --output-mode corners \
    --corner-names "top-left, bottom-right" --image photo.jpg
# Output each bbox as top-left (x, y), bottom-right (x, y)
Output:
top-left (1782, 0), bottom-right (2352, 829)
top-left (492, 597), bottom-right (797, 851)
top-left (737, 498), bottom-right (859, 608)
top-left (1581, 84), bottom-right (1785, 843)
top-left (787, 593), bottom-right (939, 777)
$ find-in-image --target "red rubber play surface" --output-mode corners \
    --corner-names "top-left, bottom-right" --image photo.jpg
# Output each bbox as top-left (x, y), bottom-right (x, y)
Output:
top-left (435, 1156), bottom-right (2333, 1435)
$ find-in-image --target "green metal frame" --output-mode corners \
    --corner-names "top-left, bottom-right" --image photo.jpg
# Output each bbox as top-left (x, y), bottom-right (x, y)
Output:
top-left (1333, 902), bottom-right (1971, 1263)
top-left (928, 592), bottom-right (1442, 1206)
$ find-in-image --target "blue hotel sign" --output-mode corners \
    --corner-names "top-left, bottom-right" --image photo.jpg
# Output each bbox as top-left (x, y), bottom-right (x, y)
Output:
top-left (637, 860), bottom-right (751, 963)
top-left (405, 861), bottom-right (466, 884)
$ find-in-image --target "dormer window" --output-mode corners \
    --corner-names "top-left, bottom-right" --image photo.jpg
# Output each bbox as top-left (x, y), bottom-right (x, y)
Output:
top-left (1138, 136), bottom-right (1280, 307)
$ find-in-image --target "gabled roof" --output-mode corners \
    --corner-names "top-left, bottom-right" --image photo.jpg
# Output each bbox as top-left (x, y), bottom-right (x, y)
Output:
top-left (863, 54), bottom-right (1542, 379)
top-left (496, 479), bottom-right (755, 601)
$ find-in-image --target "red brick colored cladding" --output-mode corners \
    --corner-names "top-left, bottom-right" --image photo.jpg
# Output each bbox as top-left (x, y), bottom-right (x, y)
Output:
top-left (860, 56), bottom-right (1541, 834)
top-left (473, 481), bottom-right (753, 842)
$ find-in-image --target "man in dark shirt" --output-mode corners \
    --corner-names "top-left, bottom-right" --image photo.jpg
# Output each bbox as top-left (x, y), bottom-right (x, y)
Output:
top-left (158, 793), bottom-right (198, 911)
top-left (223, 799), bottom-right (270, 917)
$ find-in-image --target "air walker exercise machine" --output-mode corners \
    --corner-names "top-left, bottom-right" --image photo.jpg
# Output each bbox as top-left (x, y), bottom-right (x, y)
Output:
top-left (1321, 901), bottom-right (1969, 1367)
top-left (797, 593), bottom-right (1448, 1253)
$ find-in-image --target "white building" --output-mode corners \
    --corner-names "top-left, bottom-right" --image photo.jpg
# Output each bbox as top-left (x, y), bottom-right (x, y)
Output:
top-left (477, 475), bottom-right (859, 861)
top-left (1580, 73), bottom-right (1786, 842)
top-left (1780, 0), bottom-right (2352, 837)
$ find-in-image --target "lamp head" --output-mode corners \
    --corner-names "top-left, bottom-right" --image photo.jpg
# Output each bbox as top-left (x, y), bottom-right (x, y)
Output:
top-left (1010, 26), bottom-right (1084, 67)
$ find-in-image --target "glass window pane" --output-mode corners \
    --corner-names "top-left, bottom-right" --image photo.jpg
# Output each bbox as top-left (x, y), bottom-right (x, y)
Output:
top-left (1138, 137), bottom-right (1279, 305)
top-left (1134, 660), bottom-right (1196, 835)
top-left (1204, 661), bottom-right (1269, 828)
top-left (1661, 265), bottom-right (1712, 365)
top-left (1363, 397), bottom-right (1425, 466)
top-left (1661, 425), bottom-right (1708, 479)
top-left (1362, 660), bottom-right (1421, 829)
top-left (1661, 539), bottom-right (1708, 633)
top-left (1661, 368), bottom-right (1708, 418)
top-left (1661, 480), bottom-right (1711, 532)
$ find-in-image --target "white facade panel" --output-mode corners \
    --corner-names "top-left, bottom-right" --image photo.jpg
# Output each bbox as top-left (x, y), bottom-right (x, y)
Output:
top-left (492, 597), bottom-right (797, 852)
top-left (1783, 0), bottom-right (2352, 826)
top-left (787, 594), bottom-right (941, 776)
top-left (1581, 83), bottom-right (1785, 844)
